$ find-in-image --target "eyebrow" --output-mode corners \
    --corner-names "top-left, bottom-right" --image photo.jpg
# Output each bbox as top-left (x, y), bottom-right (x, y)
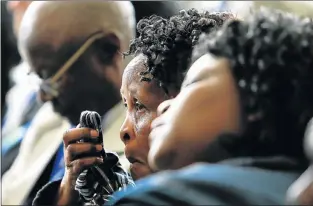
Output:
top-left (182, 70), bottom-right (211, 89)
top-left (120, 84), bottom-right (139, 99)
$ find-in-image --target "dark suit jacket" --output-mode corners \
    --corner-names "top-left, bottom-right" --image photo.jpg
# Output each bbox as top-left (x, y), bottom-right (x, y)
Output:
top-left (1, 1), bottom-right (21, 112)
top-left (107, 156), bottom-right (304, 205)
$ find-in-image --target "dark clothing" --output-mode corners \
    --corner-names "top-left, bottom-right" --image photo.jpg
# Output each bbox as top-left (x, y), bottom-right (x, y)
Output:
top-left (75, 152), bottom-right (134, 205)
top-left (23, 152), bottom-right (57, 206)
top-left (32, 179), bottom-right (62, 206)
top-left (1, 1), bottom-right (21, 112)
top-left (107, 156), bottom-right (304, 205)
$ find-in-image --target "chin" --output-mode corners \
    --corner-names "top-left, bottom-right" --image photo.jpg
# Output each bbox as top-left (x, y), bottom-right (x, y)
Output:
top-left (148, 145), bottom-right (176, 172)
top-left (52, 105), bottom-right (80, 124)
top-left (130, 163), bottom-right (153, 180)
top-left (148, 131), bottom-right (176, 171)
top-left (147, 147), bottom-right (159, 171)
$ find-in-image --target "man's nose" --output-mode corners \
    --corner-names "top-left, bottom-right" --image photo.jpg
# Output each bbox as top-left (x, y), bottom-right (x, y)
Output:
top-left (37, 90), bottom-right (53, 103)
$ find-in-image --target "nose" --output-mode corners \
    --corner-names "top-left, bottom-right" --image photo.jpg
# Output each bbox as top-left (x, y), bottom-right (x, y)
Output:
top-left (37, 90), bottom-right (47, 103)
top-left (120, 113), bottom-right (136, 145)
top-left (157, 99), bottom-right (172, 116)
top-left (37, 90), bottom-right (53, 103)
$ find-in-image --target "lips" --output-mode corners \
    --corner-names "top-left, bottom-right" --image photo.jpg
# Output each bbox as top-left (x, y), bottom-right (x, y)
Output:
top-left (125, 147), bottom-right (145, 165)
top-left (125, 149), bottom-right (152, 180)
top-left (127, 156), bottom-right (143, 164)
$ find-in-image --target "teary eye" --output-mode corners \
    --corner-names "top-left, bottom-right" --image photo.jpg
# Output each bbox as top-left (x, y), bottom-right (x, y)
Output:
top-left (123, 98), bottom-right (127, 108)
top-left (135, 100), bottom-right (145, 111)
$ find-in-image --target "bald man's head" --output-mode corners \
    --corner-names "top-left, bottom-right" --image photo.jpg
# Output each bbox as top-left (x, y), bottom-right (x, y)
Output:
top-left (18, 1), bottom-right (136, 124)
top-left (19, 1), bottom-right (135, 55)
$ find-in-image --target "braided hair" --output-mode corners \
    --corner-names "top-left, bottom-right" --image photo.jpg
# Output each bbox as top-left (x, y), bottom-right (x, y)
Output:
top-left (192, 8), bottom-right (313, 160)
top-left (125, 9), bottom-right (235, 94)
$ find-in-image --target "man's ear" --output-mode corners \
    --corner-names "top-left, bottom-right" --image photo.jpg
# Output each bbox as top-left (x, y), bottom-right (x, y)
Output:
top-left (103, 52), bottom-right (124, 90)
top-left (105, 33), bottom-right (121, 49)
top-left (93, 33), bottom-right (121, 65)
top-left (91, 33), bottom-right (123, 90)
top-left (90, 33), bottom-right (121, 72)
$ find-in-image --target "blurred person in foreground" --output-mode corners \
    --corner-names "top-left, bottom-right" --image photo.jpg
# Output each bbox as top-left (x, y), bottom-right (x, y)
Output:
top-left (108, 9), bottom-right (313, 205)
top-left (2, 1), bottom-right (36, 175)
top-left (287, 119), bottom-right (313, 205)
top-left (1, 1), bottom-right (136, 205)
top-left (32, 9), bottom-right (235, 206)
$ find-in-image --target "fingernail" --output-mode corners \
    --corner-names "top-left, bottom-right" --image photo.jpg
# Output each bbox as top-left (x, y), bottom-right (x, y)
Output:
top-left (90, 130), bottom-right (99, 137)
top-left (97, 157), bottom-right (104, 163)
top-left (96, 144), bottom-right (103, 151)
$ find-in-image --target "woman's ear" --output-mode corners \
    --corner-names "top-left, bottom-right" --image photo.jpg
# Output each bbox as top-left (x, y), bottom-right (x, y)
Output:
top-left (105, 33), bottom-right (121, 49)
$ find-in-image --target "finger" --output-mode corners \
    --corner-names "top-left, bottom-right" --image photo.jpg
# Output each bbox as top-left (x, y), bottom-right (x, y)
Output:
top-left (65, 143), bottom-right (103, 162)
top-left (67, 157), bottom-right (104, 175)
top-left (63, 128), bottom-right (99, 146)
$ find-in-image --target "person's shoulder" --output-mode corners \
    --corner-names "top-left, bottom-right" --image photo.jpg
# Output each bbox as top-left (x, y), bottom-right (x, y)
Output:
top-left (108, 163), bottom-right (300, 205)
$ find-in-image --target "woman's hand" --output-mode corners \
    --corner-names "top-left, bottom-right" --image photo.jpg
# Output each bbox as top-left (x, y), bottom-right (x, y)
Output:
top-left (57, 128), bottom-right (104, 205)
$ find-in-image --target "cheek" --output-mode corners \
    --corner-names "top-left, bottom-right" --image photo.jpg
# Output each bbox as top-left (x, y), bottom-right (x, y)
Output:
top-left (151, 83), bottom-right (241, 170)
top-left (175, 91), bottom-right (240, 149)
top-left (135, 111), bottom-right (156, 133)
top-left (134, 112), bottom-right (157, 148)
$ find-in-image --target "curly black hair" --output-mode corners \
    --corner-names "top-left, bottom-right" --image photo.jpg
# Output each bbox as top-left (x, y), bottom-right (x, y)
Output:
top-left (192, 8), bottom-right (313, 161)
top-left (125, 9), bottom-right (235, 94)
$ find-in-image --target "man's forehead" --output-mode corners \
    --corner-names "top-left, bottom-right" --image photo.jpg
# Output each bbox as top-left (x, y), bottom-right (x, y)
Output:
top-left (24, 28), bottom-right (88, 52)
top-left (26, 40), bottom-right (80, 74)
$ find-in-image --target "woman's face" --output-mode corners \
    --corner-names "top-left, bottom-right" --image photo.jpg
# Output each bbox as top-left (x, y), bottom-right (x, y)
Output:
top-left (148, 54), bottom-right (242, 171)
top-left (120, 54), bottom-right (173, 180)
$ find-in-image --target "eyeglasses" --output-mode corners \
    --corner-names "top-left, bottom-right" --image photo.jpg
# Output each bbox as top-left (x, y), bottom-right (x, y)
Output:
top-left (39, 31), bottom-right (106, 101)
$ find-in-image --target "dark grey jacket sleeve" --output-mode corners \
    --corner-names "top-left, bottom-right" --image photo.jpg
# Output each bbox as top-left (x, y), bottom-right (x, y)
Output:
top-left (32, 179), bottom-right (63, 206)
top-left (32, 179), bottom-right (85, 206)
top-left (107, 163), bottom-right (300, 205)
